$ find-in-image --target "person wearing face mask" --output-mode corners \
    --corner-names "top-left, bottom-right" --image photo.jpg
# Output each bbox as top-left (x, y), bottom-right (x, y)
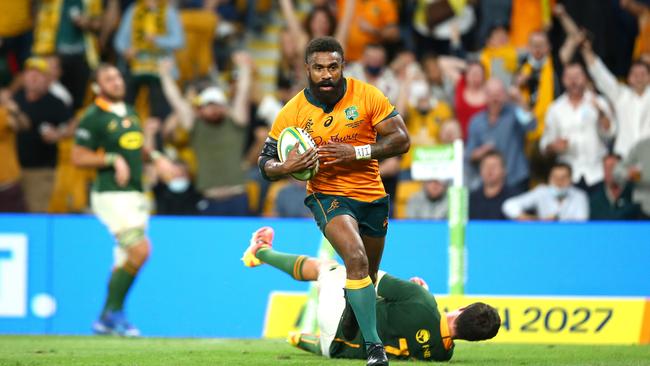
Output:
top-left (502, 162), bottom-right (589, 221)
top-left (158, 51), bottom-right (253, 216)
top-left (345, 44), bottom-right (399, 103)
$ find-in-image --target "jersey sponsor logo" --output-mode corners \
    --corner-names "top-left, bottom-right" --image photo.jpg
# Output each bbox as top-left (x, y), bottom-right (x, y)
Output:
top-left (119, 131), bottom-right (144, 150)
top-left (323, 116), bottom-right (333, 127)
top-left (344, 106), bottom-right (359, 121)
top-left (304, 118), bottom-right (314, 133)
top-left (327, 199), bottom-right (340, 213)
top-left (329, 132), bottom-right (359, 144)
top-left (416, 329), bottom-right (430, 344)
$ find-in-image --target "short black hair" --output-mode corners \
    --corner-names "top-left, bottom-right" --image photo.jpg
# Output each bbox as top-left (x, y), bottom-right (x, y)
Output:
top-left (305, 36), bottom-right (344, 64)
top-left (550, 161), bottom-right (573, 177)
top-left (480, 150), bottom-right (504, 167)
top-left (455, 302), bottom-right (501, 341)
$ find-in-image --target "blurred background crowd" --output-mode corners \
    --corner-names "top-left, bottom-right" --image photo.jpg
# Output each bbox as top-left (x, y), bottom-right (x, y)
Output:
top-left (1, 0), bottom-right (649, 221)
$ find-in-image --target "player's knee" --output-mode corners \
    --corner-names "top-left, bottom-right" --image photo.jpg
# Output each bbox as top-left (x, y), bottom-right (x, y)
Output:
top-left (117, 228), bottom-right (149, 268)
top-left (343, 249), bottom-right (368, 277)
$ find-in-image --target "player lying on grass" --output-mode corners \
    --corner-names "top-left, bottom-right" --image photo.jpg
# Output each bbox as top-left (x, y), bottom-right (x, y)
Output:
top-left (243, 227), bottom-right (501, 362)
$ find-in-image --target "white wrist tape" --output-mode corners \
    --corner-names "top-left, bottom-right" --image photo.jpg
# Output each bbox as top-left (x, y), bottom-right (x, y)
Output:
top-left (354, 144), bottom-right (372, 160)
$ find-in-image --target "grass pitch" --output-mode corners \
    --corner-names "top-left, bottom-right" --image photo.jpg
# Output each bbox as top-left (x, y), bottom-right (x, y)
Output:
top-left (0, 336), bottom-right (648, 366)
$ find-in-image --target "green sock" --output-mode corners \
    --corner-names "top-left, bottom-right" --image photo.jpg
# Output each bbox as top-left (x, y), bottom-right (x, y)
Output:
top-left (256, 248), bottom-right (307, 280)
top-left (292, 333), bottom-right (322, 355)
top-left (102, 267), bottom-right (135, 316)
top-left (345, 277), bottom-right (381, 348)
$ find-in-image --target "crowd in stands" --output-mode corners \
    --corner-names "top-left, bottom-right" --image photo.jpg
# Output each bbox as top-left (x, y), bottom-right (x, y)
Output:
top-left (1, 0), bottom-right (649, 221)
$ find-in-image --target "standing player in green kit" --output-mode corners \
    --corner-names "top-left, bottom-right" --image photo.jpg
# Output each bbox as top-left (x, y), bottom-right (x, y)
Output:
top-left (243, 226), bottom-right (501, 361)
top-left (72, 64), bottom-right (179, 336)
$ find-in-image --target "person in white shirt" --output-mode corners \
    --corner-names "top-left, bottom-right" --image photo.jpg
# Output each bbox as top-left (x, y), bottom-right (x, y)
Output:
top-left (582, 40), bottom-right (650, 158)
top-left (502, 162), bottom-right (589, 221)
top-left (540, 63), bottom-right (615, 192)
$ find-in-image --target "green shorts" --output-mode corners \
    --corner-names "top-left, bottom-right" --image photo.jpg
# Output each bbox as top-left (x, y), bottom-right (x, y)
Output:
top-left (304, 193), bottom-right (390, 237)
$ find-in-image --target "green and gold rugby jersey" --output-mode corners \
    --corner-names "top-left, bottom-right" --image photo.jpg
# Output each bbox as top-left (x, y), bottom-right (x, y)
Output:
top-left (75, 98), bottom-right (144, 192)
top-left (330, 274), bottom-right (454, 362)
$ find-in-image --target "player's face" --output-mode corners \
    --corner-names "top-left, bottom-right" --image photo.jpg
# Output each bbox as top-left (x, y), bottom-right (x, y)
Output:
top-left (627, 64), bottom-right (649, 93)
top-left (307, 51), bottom-right (345, 105)
top-left (97, 67), bottom-right (126, 101)
top-left (480, 156), bottom-right (505, 186)
top-left (549, 167), bottom-right (572, 189)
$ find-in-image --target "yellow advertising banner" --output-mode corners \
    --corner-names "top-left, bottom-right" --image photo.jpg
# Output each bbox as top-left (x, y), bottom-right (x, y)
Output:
top-left (263, 292), bottom-right (650, 345)
top-left (437, 296), bottom-right (649, 345)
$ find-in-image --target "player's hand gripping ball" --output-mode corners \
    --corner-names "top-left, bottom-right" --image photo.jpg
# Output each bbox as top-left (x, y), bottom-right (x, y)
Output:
top-left (278, 126), bottom-right (319, 181)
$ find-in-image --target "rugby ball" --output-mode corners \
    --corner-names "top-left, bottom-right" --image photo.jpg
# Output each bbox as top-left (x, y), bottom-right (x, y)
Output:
top-left (278, 126), bottom-right (319, 181)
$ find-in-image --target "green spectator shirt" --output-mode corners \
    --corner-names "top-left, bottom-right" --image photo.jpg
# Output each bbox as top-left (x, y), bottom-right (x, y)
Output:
top-left (329, 274), bottom-right (454, 361)
top-left (75, 98), bottom-right (144, 192)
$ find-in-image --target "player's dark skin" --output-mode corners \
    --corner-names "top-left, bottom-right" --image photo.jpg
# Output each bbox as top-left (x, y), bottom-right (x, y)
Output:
top-left (262, 51), bottom-right (409, 282)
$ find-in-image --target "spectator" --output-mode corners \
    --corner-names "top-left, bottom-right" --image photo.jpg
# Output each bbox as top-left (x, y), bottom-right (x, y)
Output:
top-left (159, 51), bottom-right (253, 216)
top-left (469, 151), bottom-right (522, 220)
top-left (453, 61), bottom-right (486, 140)
top-left (411, 0), bottom-right (477, 57)
top-left (540, 63), bottom-right (616, 193)
top-left (476, 0), bottom-right (512, 48)
top-left (514, 31), bottom-right (558, 144)
top-left (590, 154), bottom-right (641, 220)
top-left (582, 40), bottom-right (650, 159)
top-left (503, 163), bottom-right (589, 221)
top-left (0, 0), bottom-right (33, 77)
top-left (406, 179), bottom-right (449, 220)
top-left (114, 0), bottom-right (184, 121)
top-left (341, 0), bottom-right (399, 61)
top-left (346, 44), bottom-right (400, 103)
top-left (175, 0), bottom-right (219, 85)
top-left (621, 0), bottom-right (650, 63)
top-left (44, 55), bottom-right (74, 109)
top-left (466, 78), bottom-right (536, 192)
top-left (479, 24), bottom-right (518, 85)
top-left (420, 53), bottom-right (455, 105)
top-left (15, 57), bottom-right (73, 212)
top-left (32, 0), bottom-right (103, 111)
top-left (614, 137), bottom-right (650, 219)
top-left (0, 90), bottom-right (29, 212)
top-left (273, 179), bottom-right (312, 218)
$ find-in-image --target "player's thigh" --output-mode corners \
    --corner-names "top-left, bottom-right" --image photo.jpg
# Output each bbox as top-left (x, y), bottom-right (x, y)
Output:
top-left (323, 215), bottom-right (367, 267)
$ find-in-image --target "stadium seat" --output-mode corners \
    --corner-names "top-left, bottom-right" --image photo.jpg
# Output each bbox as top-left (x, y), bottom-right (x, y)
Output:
top-left (394, 180), bottom-right (423, 219)
top-left (262, 180), bottom-right (289, 217)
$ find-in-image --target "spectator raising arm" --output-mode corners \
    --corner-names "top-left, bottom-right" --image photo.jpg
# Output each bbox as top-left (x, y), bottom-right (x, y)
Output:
top-left (581, 40), bottom-right (623, 102)
top-left (158, 58), bottom-right (194, 129)
top-left (230, 51), bottom-right (254, 127)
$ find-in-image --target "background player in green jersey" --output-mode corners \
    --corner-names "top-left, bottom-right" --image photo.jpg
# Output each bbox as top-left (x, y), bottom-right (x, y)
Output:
top-left (72, 64), bottom-right (179, 336)
top-left (242, 227), bottom-right (500, 362)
